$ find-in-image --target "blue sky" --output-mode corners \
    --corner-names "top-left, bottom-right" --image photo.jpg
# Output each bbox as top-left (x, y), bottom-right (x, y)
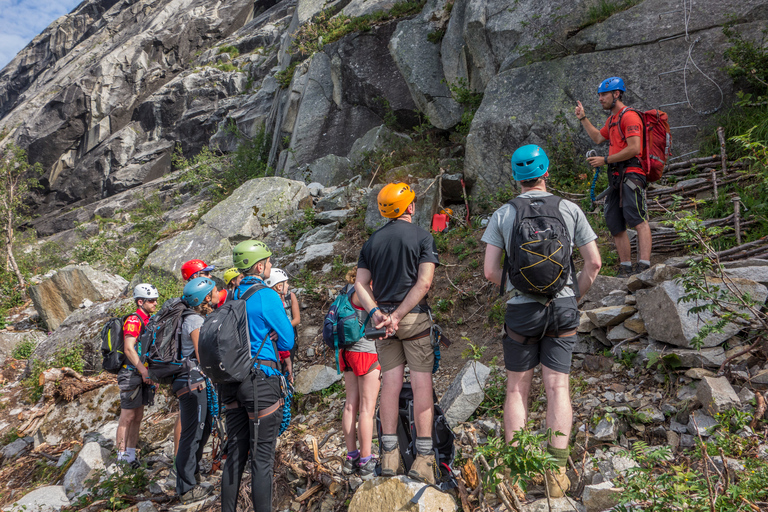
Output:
top-left (0, 0), bottom-right (83, 70)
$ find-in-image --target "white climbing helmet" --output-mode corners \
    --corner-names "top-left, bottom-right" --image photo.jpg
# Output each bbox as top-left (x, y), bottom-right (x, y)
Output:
top-left (264, 268), bottom-right (289, 288)
top-left (133, 283), bottom-right (159, 300)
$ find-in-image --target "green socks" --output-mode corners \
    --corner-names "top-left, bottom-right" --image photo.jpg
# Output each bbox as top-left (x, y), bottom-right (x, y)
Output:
top-left (547, 445), bottom-right (569, 468)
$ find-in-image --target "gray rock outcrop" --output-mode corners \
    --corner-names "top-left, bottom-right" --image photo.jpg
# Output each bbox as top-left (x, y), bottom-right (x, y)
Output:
top-left (348, 476), bottom-right (457, 512)
top-left (439, 361), bottom-right (491, 427)
top-left (4, 485), bottom-right (70, 512)
top-left (294, 365), bottom-right (343, 394)
top-left (635, 278), bottom-right (768, 348)
top-left (28, 264), bottom-right (128, 331)
top-left (63, 441), bottom-right (111, 497)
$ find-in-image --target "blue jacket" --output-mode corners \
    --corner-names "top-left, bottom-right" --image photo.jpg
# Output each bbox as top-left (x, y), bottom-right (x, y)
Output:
top-left (234, 276), bottom-right (295, 377)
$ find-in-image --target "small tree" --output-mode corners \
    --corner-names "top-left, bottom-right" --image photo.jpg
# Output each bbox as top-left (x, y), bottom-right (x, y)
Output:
top-left (0, 143), bottom-right (41, 298)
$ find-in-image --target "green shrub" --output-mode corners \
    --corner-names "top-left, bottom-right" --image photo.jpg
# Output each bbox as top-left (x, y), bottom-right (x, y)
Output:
top-left (580, 0), bottom-right (641, 29)
top-left (275, 62), bottom-right (298, 88)
top-left (11, 338), bottom-right (36, 360)
top-left (217, 45), bottom-right (241, 58)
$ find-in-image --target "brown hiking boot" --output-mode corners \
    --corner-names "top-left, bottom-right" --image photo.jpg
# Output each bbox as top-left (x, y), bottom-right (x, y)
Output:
top-left (380, 446), bottom-right (402, 477)
top-left (408, 454), bottom-right (435, 485)
top-left (545, 466), bottom-right (570, 498)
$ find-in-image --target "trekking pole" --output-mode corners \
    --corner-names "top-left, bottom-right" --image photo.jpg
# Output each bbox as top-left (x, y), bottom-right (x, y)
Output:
top-left (460, 178), bottom-right (470, 227)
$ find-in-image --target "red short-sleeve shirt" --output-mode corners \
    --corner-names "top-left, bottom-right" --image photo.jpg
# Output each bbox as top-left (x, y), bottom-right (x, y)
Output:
top-left (123, 308), bottom-right (150, 339)
top-left (600, 108), bottom-right (644, 175)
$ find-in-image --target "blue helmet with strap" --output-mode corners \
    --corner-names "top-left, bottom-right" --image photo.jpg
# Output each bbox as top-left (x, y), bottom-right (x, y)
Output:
top-left (598, 77), bottom-right (626, 93)
top-left (182, 277), bottom-right (216, 307)
top-left (511, 145), bottom-right (549, 181)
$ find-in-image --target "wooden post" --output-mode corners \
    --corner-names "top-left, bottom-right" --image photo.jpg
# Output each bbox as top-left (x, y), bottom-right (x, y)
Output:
top-left (711, 168), bottom-right (718, 198)
top-left (732, 196), bottom-right (742, 245)
top-left (717, 126), bottom-right (727, 175)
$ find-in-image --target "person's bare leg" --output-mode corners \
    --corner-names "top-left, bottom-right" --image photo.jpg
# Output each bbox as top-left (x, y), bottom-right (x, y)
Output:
top-left (541, 366), bottom-right (572, 449)
top-left (379, 365), bottom-right (404, 435)
top-left (634, 221), bottom-right (652, 262)
top-left (613, 231), bottom-right (632, 264)
top-left (410, 370), bottom-right (433, 438)
top-left (342, 371), bottom-right (360, 453)
top-left (357, 369), bottom-right (381, 458)
top-left (504, 369), bottom-right (534, 443)
top-left (116, 408), bottom-right (138, 453)
top-left (127, 406), bottom-right (144, 449)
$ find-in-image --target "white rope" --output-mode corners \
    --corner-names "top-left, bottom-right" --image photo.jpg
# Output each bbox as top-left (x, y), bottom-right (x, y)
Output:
top-left (680, 0), bottom-right (724, 115)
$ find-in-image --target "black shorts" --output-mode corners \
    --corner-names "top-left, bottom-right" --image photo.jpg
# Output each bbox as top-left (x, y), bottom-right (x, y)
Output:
top-left (503, 297), bottom-right (580, 374)
top-left (604, 173), bottom-right (648, 236)
top-left (118, 367), bottom-right (155, 409)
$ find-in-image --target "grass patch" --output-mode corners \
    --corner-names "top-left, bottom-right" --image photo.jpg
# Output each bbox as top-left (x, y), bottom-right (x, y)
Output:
top-left (580, 0), bottom-right (641, 29)
top-left (291, 0), bottom-right (426, 57)
top-left (10, 339), bottom-right (36, 360)
top-left (275, 62), bottom-right (298, 88)
top-left (217, 45), bottom-right (240, 58)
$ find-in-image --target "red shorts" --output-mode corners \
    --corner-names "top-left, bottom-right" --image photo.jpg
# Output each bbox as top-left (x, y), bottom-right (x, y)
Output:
top-left (339, 350), bottom-right (380, 377)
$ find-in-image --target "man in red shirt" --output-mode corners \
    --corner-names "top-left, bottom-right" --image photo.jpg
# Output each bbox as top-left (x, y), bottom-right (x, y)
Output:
top-left (115, 283), bottom-right (158, 466)
top-left (575, 77), bottom-right (652, 277)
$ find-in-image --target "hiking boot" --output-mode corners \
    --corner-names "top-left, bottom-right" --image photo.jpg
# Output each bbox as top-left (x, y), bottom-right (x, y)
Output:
top-left (380, 446), bottom-right (402, 477)
top-left (545, 466), bottom-right (570, 498)
top-left (617, 264), bottom-right (634, 278)
top-left (129, 459), bottom-right (141, 470)
top-left (180, 484), bottom-right (213, 505)
top-left (408, 454), bottom-right (435, 485)
top-left (194, 472), bottom-right (202, 484)
top-left (342, 453), bottom-right (360, 476)
top-left (359, 457), bottom-right (376, 481)
top-left (633, 262), bottom-right (650, 275)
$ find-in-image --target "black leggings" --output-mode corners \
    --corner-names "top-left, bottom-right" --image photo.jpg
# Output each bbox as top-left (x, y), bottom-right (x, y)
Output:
top-left (172, 370), bottom-right (211, 495)
top-left (220, 373), bottom-right (283, 512)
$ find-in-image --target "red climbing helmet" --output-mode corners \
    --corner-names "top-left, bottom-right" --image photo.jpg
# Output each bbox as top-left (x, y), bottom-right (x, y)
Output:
top-left (181, 259), bottom-right (215, 281)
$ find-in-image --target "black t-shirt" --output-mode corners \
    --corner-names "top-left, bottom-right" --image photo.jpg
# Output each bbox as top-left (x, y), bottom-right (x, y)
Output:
top-left (357, 219), bottom-right (440, 303)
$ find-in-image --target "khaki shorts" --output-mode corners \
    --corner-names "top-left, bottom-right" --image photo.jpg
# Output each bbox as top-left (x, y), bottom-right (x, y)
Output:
top-left (376, 312), bottom-right (433, 373)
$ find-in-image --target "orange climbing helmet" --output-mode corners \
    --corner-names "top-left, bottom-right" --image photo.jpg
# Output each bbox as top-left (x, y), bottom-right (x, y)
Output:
top-left (377, 182), bottom-right (415, 218)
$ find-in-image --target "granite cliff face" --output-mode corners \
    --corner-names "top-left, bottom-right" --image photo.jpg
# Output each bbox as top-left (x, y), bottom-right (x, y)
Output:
top-left (0, 0), bottom-right (766, 231)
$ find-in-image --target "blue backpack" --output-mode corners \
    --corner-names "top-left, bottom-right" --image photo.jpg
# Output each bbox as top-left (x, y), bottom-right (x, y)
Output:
top-left (322, 285), bottom-right (368, 371)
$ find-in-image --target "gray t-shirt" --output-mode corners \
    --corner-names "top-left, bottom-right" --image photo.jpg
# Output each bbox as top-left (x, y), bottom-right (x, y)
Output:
top-left (481, 191), bottom-right (597, 304)
top-left (181, 313), bottom-right (205, 359)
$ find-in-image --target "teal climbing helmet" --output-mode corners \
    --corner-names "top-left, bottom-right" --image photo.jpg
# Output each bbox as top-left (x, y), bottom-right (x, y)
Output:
top-left (511, 145), bottom-right (549, 181)
top-left (598, 77), bottom-right (626, 93)
top-left (182, 277), bottom-right (216, 307)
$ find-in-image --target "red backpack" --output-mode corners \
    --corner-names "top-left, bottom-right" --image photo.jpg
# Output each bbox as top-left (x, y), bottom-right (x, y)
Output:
top-left (616, 108), bottom-right (672, 182)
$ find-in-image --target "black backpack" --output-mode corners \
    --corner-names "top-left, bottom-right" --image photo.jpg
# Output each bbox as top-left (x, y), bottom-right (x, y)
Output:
top-left (198, 284), bottom-right (274, 384)
top-left (142, 298), bottom-right (197, 384)
top-left (500, 195), bottom-right (578, 298)
top-left (375, 383), bottom-right (457, 491)
top-left (100, 314), bottom-right (145, 374)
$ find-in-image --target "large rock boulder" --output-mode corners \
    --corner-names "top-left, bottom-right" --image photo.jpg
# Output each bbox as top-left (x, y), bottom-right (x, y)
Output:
top-left (439, 361), bottom-right (491, 427)
top-left (389, 0), bottom-right (463, 130)
top-left (697, 376), bottom-right (740, 415)
top-left (28, 264), bottom-right (128, 331)
top-left (281, 21), bottom-right (416, 179)
top-left (140, 177), bottom-right (310, 282)
top-left (348, 476), bottom-right (457, 512)
top-left (294, 365), bottom-right (343, 394)
top-left (3, 485), bottom-right (70, 512)
top-left (464, 20), bottom-right (759, 194)
top-left (636, 278), bottom-right (768, 348)
top-left (63, 441), bottom-right (111, 497)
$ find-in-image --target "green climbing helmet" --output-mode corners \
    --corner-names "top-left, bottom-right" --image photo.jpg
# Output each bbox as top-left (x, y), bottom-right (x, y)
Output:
top-left (233, 240), bottom-right (272, 271)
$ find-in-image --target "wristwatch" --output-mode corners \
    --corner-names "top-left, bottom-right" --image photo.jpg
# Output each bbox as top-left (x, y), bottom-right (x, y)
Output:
top-left (604, 156), bottom-right (608, 165)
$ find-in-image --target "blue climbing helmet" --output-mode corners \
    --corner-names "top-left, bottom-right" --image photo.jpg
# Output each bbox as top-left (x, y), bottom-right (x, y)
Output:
top-left (182, 277), bottom-right (216, 307)
top-left (511, 144), bottom-right (549, 181)
top-left (598, 77), bottom-right (626, 93)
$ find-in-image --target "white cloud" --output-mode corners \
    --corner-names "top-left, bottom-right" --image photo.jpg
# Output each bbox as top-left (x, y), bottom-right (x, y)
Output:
top-left (0, 0), bottom-right (83, 70)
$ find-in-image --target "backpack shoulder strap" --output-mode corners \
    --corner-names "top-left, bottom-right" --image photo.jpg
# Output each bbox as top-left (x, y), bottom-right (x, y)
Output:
top-left (238, 283), bottom-right (266, 302)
